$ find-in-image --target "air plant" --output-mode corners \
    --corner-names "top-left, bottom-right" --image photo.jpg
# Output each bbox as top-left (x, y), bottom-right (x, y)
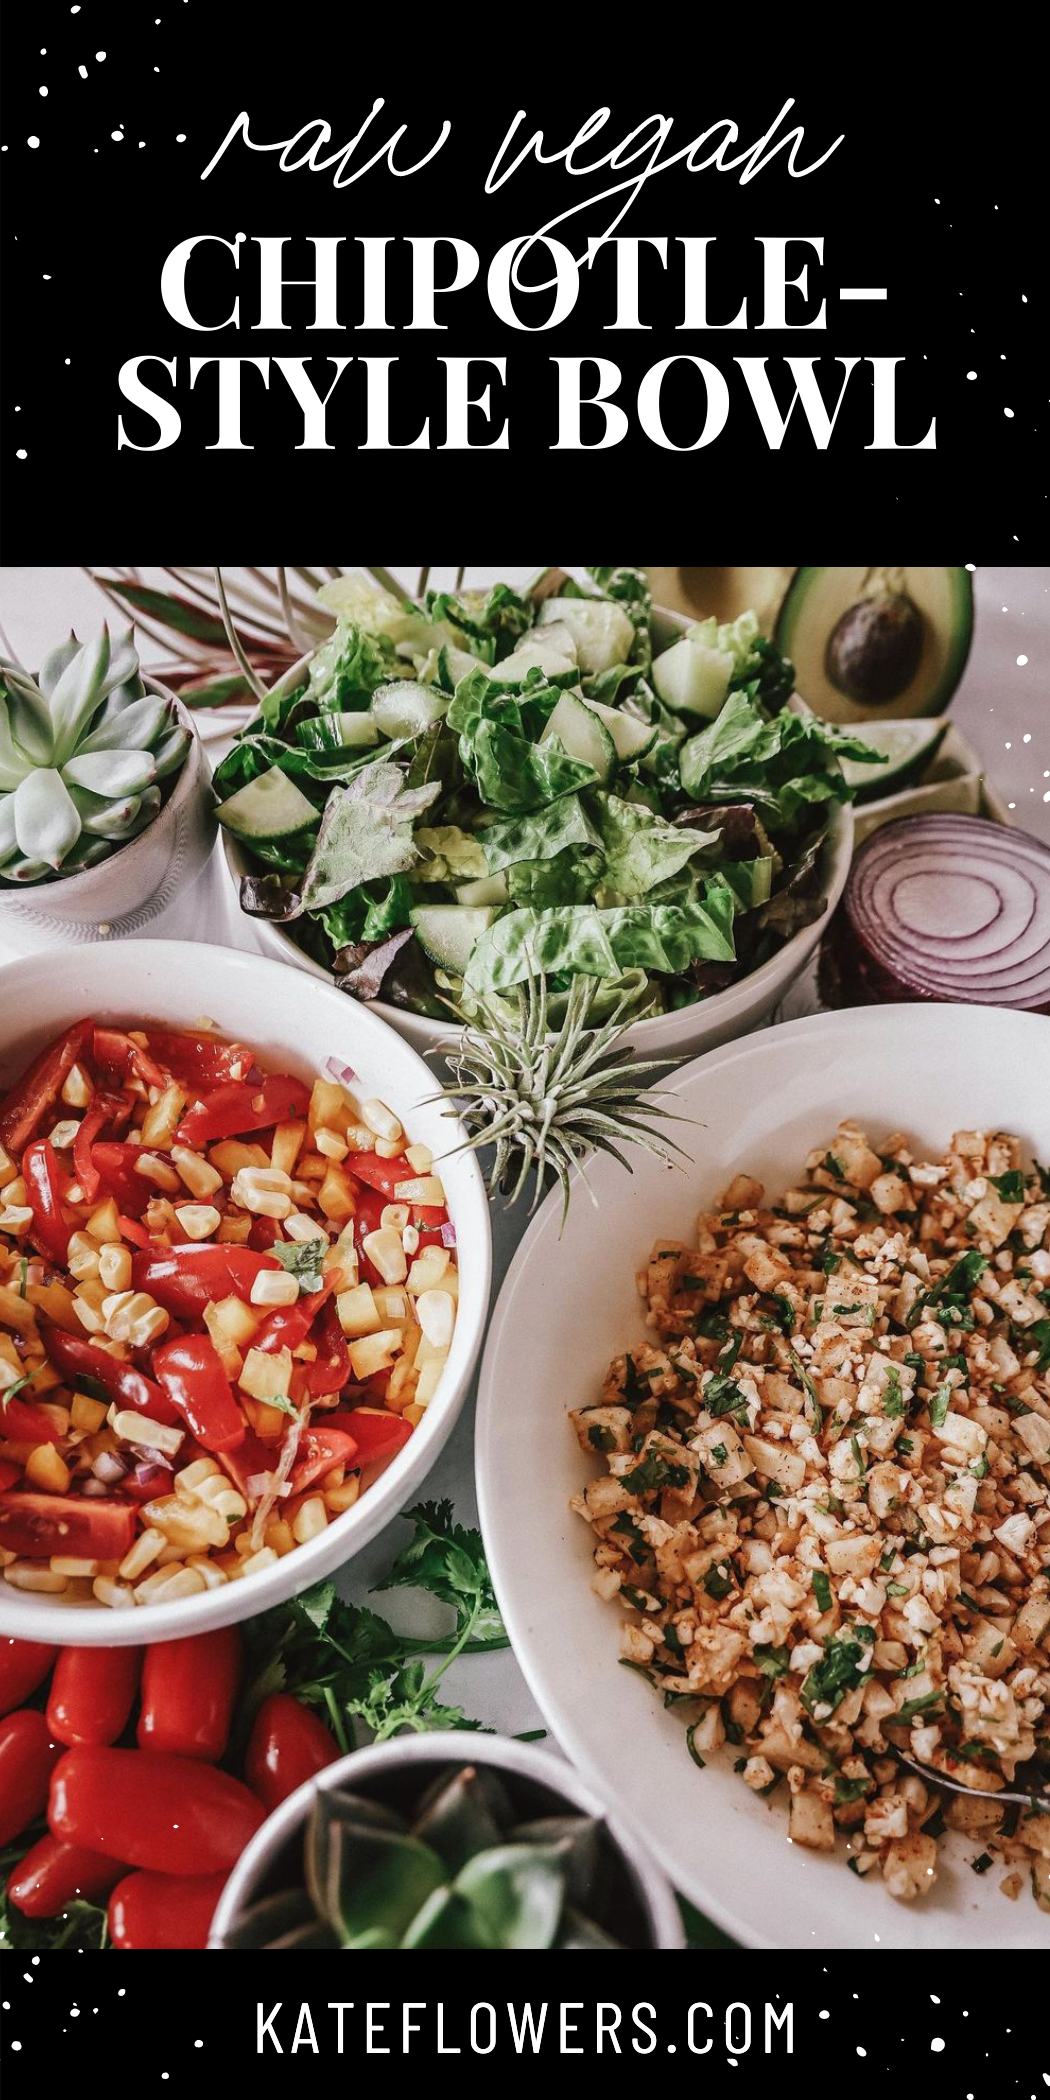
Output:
top-left (432, 959), bottom-right (690, 1219)
top-left (223, 1762), bottom-right (628, 1950)
top-left (0, 627), bottom-right (190, 884)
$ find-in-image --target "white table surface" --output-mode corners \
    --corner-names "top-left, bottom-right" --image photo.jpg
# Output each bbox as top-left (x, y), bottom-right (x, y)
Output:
top-left (0, 563), bottom-right (1046, 1750)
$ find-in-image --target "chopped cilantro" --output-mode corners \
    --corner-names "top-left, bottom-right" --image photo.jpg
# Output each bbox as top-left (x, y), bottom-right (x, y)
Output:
top-left (892, 1690), bottom-right (944, 1725)
top-left (753, 1643), bottom-right (791, 1679)
top-left (819, 1242), bottom-right (842, 1274)
top-left (813, 1571), bottom-right (832, 1613)
top-left (971, 1852), bottom-right (993, 1876)
top-left (709, 1443), bottom-right (728, 1469)
top-left (704, 1374), bottom-right (750, 1427)
top-left (704, 1562), bottom-right (734, 1600)
top-left (800, 1624), bottom-right (875, 1717)
top-left (684, 1724), bottom-right (707, 1771)
top-left (587, 1423), bottom-right (616, 1452)
top-left (269, 1236), bottom-right (326, 1294)
top-left (823, 1153), bottom-right (846, 1182)
top-left (989, 1169), bottom-right (1026, 1203)
top-left (621, 1353), bottom-right (649, 1408)
top-left (886, 1581), bottom-right (910, 1598)
top-left (928, 1383), bottom-right (952, 1429)
top-left (621, 1450), bottom-right (690, 1495)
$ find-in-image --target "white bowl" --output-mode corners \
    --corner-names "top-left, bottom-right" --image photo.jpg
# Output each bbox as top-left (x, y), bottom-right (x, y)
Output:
top-left (209, 1730), bottom-right (684, 1950)
top-left (0, 940), bottom-right (491, 1646)
top-left (222, 608), bottom-right (853, 1061)
top-left (476, 1003), bottom-right (1050, 1950)
top-left (1, 688), bottom-right (215, 938)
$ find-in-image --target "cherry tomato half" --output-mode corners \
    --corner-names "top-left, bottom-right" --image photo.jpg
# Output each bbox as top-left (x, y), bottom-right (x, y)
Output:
top-left (0, 1637), bottom-right (57, 1718)
top-left (0, 1492), bottom-right (137, 1563)
top-left (152, 1333), bottom-right (245, 1453)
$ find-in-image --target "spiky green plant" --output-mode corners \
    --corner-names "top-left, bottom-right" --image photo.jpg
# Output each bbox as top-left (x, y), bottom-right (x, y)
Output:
top-left (224, 1763), bottom-right (630, 1950)
top-left (433, 960), bottom-right (690, 1219)
top-left (0, 627), bottom-right (190, 885)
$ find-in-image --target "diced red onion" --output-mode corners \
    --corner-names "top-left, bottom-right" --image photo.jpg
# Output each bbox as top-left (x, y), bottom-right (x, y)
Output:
top-left (827, 814), bottom-right (1050, 1012)
top-left (130, 1461), bottom-right (172, 1498)
top-left (440, 1221), bottom-right (458, 1248)
top-left (92, 1451), bottom-right (128, 1485)
top-left (325, 1056), bottom-right (358, 1088)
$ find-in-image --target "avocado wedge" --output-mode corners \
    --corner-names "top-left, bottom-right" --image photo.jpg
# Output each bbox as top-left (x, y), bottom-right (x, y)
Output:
top-left (775, 566), bottom-right (974, 722)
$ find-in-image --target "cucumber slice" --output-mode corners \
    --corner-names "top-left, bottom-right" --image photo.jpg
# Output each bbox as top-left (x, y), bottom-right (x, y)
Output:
top-left (652, 632), bottom-right (734, 717)
top-left (371, 681), bottom-right (449, 741)
top-left (539, 690), bottom-right (616, 784)
top-left (215, 767), bottom-right (317, 841)
top-left (492, 623), bottom-right (578, 685)
top-left (537, 597), bottom-right (635, 674)
top-left (410, 903), bottom-right (501, 975)
top-left (454, 873), bottom-right (509, 907)
top-left (585, 699), bottom-right (658, 764)
top-left (424, 642), bottom-right (486, 693)
top-left (295, 712), bottom-right (379, 752)
top-left (838, 718), bottom-right (948, 799)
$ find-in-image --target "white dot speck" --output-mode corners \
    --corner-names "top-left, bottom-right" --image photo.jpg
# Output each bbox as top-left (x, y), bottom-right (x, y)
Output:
top-left (857, 2049), bottom-right (867, 2059)
top-left (96, 50), bottom-right (107, 60)
top-left (931, 2040), bottom-right (945, 2054)
top-left (966, 370), bottom-right (976, 379)
top-left (39, 85), bottom-right (48, 96)
top-left (1023, 732), bottom-right (1032, 742)
top-left (111, 131), bottom-right (124, 142)
top-left (176, 133), bottom-right (186, 142)
top-left (11, 2044), bottom-right (21, 2053)
top-left (1017, 655), bottom-right (1029, 666)
top-left (118, 1989), bottom-right (125, 1997)
top-left (28, 135), bottom-right (40, 148)
top-left (16, 449), bottom-right (27, 460)
top-left (78, 63), bottom-right (87, 77)
top-left (195, 2042), bottom-right (203, 2050)
top-left (1005, 407), bottom-right (1015, 418)
top-left (819, 2012), bottom-right (830, 2020)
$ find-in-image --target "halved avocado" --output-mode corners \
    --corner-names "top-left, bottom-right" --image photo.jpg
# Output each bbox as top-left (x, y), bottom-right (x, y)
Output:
top-left (775, 567), bottom-right (974, 723)
top-left (643, 566), bottom-right (792, 632)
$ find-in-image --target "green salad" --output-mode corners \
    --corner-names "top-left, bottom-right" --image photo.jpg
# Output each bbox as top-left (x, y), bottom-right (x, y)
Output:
top-left (215, 567), bottom-right (879, 1025)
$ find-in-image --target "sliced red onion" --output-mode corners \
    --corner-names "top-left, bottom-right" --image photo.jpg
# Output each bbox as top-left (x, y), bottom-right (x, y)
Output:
top-left (829, 814), bottom-right (1050, 1011)
top-left (246, 1473), bottom-right (291, 1500)
top-left (440, 1221), bottom-right (458, 1248)
top-left (325, 1056), bottom-right (358, 1088)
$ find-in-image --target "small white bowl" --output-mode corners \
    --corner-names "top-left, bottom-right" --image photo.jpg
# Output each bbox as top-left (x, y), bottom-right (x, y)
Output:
top-left (209, 1729), bottom-right (685, 1950)
top-left (0, 940), bottom-right (491, 1646)
top-left (0, 687), bottom-right (215, 938)
top-left (222, 609), bottom-right (853, 1062)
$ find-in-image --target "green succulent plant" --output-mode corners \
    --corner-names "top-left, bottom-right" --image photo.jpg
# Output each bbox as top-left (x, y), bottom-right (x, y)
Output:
top-left (0, 626), bottom-right (190, 884)
top-left (225, 1763), bottom-right (632, 1950)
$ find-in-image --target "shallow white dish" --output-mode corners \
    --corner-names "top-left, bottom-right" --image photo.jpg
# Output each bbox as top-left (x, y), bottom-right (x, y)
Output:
top-left (475, 1003), bottom-right (1050, 1950)
top-left (0, 940), bottom-right (491, 1646)
top-left (222, 607), bottom-right (854, 1063)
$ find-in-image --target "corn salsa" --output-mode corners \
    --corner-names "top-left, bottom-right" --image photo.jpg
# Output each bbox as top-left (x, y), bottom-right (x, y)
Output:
top-left (0, 1018), bottom-right (459, 1608)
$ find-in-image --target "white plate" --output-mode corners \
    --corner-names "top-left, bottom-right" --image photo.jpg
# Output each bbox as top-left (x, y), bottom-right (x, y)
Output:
top-left (476, 1003), bottom-right (1050, 1949)
top-left (0, 940), bottom-right (491, 1646)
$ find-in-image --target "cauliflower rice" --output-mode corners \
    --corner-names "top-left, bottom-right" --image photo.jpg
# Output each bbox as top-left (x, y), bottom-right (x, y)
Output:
top-left (571, 1122), bottom-right (1050, 1909)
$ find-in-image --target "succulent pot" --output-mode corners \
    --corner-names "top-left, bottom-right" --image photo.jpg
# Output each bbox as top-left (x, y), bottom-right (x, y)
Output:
top-left (209, 1731), bottom-right (684, 1951)
top-left (222, 606), bottom-right (853, 1062)
top-left (1, 685), bottom-right (215, 937)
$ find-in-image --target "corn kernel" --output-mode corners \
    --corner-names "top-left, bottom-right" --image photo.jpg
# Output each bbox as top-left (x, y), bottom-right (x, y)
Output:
top-left (308, 1079), bottom-right (346, 1134)
top-left (61, 1063), bottom-right (94, 1109)
top-left (50, 1556), bottom-right (101, 1578)
top-left (231, 1166), bottom-right (295, 1219)
top-left (318, 1165), bottom-right (356, 1225)
top-left (132, 1153), bottom-right (181, 1192)
top-left (67, 1231), bottom-right (101, 1281)
top-left (264, 1519), bottom-right (297, 1556)
top-left (360, 1098), bottom-right (403, 1144)
top-left (119, 1528), bottom-right (166, 1580)
top-left (185, 1555), bottom-right (229, 1589)
top-left (140, 1083), bottom-right (187, 1149)
top-left (171, 1146), bottom-right (223, 1198)
top-left (146, 1566), bottom-right (207, 1603)
top-left (336, 1282), bottom-right (382, 1338)
top-left (402, 1225), bottom-right (420, 1257)
top-left (142, 1496), bottom-right (228, 1551)
top-left (362, 1228), bottom-right (407, 1286)
top-left (217, 1214), bottom-right (251, 1244)
top-left (416, 1288), bottom-right (455, 1349)
top-left (209, 1139), bottom-right (269, 1178)
top-left (239, 1546), bottom-right (279, 1579)
top-left (270, 1120), bottom-right (307, 1176)
top-left (73, 1297), bottom-right (105, 1334)
top-left (98, 1242), bottom-right (133, 1293)
top-left (195, 1478), bottom-right (247, 1523)
top-left (203, 1295), bottom-right (260, 1350)
top-left (284, 1210), bottom-right (328, 1245)
top-left (4, 1561), bottom-right (68, 1592)
top-left (374, 1138), bottom-right (404, 1160)
top-left (111, 1409), bottom-right (185, 1458)
top-left (243, 1396), bottom-right (291, 1439)
top-left (394, 1175), bottom-right (446, 1207)
top-left (0, 1206), bottom-right (32, 1235)
top-left (93, 1575), bottom-right (135, 1609)
top-left (373, 1287), bottom-right (410, 1327)
top-left (239, 1344), bottom-right (294, 1403)
top-left (70, 1392), bottom-right (108, 1434)
top-left (325, 1475), bottom-right (362, 1515)
top-left (25, 1445), bottom-right (72, 1493)
top-left (292, 1495), bottom-right (329, 1545)
top-left (406, 1247), bottom-right (450, 1294)
top-left (404, 1143), bottom-right (433, 1174)
top-left (175, 1457), bottom-right (222, 1496)
top-left (174, 1203), bottom-right (222, 1242)
top-left (86, 1197), bottom-right (121, 1244)
top-left (250, 1269), bottom-right (299, 1308)
top-left (102, 1291), bottom-right (169, 1348)
top-left (315, 1127), bottom-right (349, 1161)
top-left (48, 1118), bottom-right (81, 1151)
top-left (415, 1353), bottom-right (448, 1406)
top-left (380, 1203), bottom-right (410, 1233)
top-left (347, 1329), bottom-right (401, 1381)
